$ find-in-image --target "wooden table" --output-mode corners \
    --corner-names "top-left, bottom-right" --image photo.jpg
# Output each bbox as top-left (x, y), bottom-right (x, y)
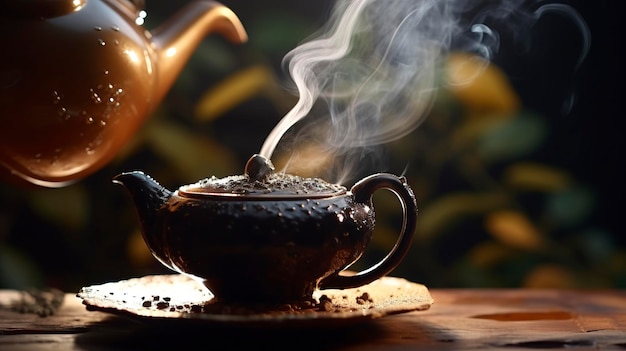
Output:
top-left (1, 288), bottom-right (625, 350)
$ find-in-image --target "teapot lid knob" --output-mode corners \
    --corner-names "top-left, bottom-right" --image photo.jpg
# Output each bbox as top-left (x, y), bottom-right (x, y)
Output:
top-left (244, 154), bottom-right (275, 182)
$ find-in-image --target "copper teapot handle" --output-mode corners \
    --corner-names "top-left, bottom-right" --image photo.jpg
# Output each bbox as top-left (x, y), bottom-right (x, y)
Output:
top-left (318, 173), bottom-right (417, 290)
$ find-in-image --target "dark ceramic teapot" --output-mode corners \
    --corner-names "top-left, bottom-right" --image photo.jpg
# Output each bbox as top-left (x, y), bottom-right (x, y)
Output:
top-left (0, 0), bottom-right (247, 187)
top-left (113, 154), bottom-right (418, 304)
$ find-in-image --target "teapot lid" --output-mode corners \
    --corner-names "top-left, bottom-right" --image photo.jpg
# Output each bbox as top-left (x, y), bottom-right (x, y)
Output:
top-left (178, 154), bottom-right (347, 199)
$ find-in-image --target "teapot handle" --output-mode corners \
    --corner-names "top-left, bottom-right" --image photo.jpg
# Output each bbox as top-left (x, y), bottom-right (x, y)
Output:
top-left (318, 173), bottom-right (417, 290)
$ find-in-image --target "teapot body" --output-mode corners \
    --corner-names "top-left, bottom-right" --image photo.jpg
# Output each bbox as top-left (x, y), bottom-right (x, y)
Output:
top-left (0, 0), bottom-right (247, 187)
top-left (156, 192), bottom-right (374, 303)
top-left (0, 0), bottom-right (156, 186)
top-left (113, 167), bottom-right (418, 305)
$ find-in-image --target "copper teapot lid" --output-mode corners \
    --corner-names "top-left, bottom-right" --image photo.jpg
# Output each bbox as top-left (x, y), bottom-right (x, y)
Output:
top-left (178, 155), bottom-right (347, 199)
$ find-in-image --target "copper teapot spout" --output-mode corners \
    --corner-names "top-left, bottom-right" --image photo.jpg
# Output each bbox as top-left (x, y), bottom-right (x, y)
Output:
top-left (151, 1), bottom-right (248, 105)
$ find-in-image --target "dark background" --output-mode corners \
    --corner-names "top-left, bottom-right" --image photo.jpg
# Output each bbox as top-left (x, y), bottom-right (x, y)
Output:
top-left (0, 0), bottom-right (623, 292)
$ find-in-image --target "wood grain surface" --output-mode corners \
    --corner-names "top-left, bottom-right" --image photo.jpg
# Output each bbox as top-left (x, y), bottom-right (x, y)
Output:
top-left (1, 286), bottom-right (625, 350)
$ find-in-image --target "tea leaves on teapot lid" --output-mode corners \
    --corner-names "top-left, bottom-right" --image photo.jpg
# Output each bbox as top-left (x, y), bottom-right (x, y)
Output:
top-left (179, 174), bottom-right (346, 199)
top-left (178, 154), bottom-right (346, 199)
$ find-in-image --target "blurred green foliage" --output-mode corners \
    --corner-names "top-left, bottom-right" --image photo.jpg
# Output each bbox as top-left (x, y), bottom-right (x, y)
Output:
top-left (0, 1), bottom-right (622, 292)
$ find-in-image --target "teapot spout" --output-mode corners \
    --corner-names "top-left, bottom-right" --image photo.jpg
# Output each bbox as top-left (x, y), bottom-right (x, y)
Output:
top-left (113, 171), bottom-right (173, 268)
top-left (151, 1), bottom-right (248, 103)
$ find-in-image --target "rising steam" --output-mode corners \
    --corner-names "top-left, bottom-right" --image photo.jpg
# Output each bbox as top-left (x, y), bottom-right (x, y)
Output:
top-left (259, 0), bottom-right (589, 182)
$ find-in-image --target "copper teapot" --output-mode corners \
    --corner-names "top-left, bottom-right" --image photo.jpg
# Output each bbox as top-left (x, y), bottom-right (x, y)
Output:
top-left (113, 154), bottom-right (418, 303)
top-left (0, 0), bottom-right (247, 187)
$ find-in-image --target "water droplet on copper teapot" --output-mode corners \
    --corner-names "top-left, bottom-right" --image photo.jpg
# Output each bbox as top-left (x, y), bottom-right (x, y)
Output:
top-left (90, 89), bottom-right (102, 104)
top-left (52, 91), bottom-right (61, 104)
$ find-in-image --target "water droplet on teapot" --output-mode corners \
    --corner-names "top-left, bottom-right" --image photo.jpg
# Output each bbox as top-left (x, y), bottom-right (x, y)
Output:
top-left (336, 213), bottom-right (345, 223)
top-left (85, 143), bottom-right (96, 155)
top-left (52, 148), bottom-right (62, 162)
top-left (111, 25), bottom-right (120, 32)
top-left (98, 39), bottom-right (106, 46)
top-left (55, 107), bottom-right (71, 120)
top-left (90, 89), bottom-right (102, 104)
top-left (135, 10), bottom-right (147, 26)
top-left (86, 116), bottom-right (94, 124)
top-left (94, 26), bottom-right (102, 31)
top-left (52, 91), bottom-right (61, 104)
